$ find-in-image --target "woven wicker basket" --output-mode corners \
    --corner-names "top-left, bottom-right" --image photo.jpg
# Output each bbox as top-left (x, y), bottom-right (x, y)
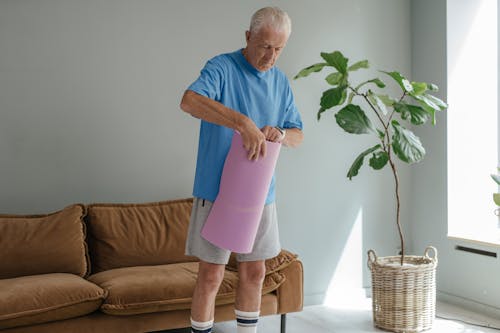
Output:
top-left (367, 246), bottom-right (438, 333)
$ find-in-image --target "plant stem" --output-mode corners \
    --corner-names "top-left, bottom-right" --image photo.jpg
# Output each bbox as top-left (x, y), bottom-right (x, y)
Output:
top-left (360, 88), bottom-right (406, 265)
top-left (387, 92), bottom-right (406, 124)
top-left (399, 91), bottom-right (407, 103)
top-left (389, 157), bottom-right (405, 265)
top-left (361, 93), bottom-right (390, 150)
top-left (392, 92), bottom-right (406, 265)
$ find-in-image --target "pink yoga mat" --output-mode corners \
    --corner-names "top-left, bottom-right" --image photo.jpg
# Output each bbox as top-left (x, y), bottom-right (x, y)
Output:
top-left (201, 131), bottom-right (281, 253)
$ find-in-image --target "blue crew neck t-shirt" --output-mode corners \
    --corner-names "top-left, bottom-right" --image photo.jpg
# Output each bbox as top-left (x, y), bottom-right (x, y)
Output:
top-left (187, 49), bottom-right (303, 205)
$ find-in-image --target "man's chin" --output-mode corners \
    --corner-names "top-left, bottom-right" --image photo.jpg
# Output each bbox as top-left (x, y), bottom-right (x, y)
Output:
top-left (258, 64), bottom-right (273, 72)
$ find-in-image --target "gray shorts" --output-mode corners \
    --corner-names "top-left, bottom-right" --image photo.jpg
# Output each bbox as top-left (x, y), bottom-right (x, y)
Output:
top-left (185, 197), bottom-right (281, 264)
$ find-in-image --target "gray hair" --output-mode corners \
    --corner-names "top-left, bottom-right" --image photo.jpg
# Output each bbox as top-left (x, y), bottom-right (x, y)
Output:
top-left (249, 7), bottom-right (291, 36)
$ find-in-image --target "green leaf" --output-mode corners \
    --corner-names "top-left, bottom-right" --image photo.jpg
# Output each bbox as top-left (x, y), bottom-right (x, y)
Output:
top-left (391, 120), bottom-right (426, 163)
top-left (411, 93), bottom-right (447, 125)
top-left (317, 107), bottom-right (326, 121)
top-left (348, 60), bottom-right (369, 71)
top-left (377, 94), bottom-right (395, 106)
top-left (320, 86), bottom-right (347, 110)
top-left (347, 145), bottom-right (381, 180)
top-left (413, 94), bottom-right (439, 110)
top-left (425, 94), bottom-right (447, 110)
top-left (325, 72), bottom-right (344, 85)
top-left (294, 63), bottom-right (328, 79)
top-left (369, 151), bottom-right (389, 170)
top-left (321, 51), bottom-right (348, 74)
top-left (427, 83), bottom-right (439, 91)
top-left (335, 104), bottom-right (374, 134)
top-left (347, 91), bottom-right (356, 104)
top-left (371, 78), bottom-right (386, 88)
top-left (411, 81), bottom-right (428, 95)
top-left (382, 71), bottom-right (414, 93)
top-left (430, 110), bottom-right (436, 125)
top-left (367, 91), bottom-right (388, 115)
top-left (491, 174), bottom-right (500, 185)
top-left (376, 129), bottom-right (385, 139)
top-left (409, 94), bottom-right (437, 124)
top-left (393, 102), bottom-right (430, 125)
top-left (355, 78), bottom-right (386, 91)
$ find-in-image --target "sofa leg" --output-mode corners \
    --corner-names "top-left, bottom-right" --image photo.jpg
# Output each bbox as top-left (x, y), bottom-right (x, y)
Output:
top-left (280, 313), bottom-right (286, 333)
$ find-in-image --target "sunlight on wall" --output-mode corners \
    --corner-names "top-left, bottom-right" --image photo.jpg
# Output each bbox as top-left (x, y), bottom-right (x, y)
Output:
top-left (447, 0), bottom-right (498, 241)
top-left (323, 208), bottom-right (370, 309)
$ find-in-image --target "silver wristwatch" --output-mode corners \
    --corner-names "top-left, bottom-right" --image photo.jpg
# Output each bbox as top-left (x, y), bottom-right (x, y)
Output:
top-left (274, 126), bottom-right (286, 140)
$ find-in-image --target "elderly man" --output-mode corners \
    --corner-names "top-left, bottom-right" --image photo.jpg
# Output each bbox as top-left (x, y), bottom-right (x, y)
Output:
top-left (180, 7), bottom-right (303, 333)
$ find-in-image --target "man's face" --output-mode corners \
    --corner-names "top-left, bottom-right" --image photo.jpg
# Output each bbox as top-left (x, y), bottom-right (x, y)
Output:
top-left (244, 26), bottom-right (289, 72)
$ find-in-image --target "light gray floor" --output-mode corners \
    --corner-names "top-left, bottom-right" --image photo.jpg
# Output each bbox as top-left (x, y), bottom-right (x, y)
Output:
top-left (212, 300), bottom-right (500, 333)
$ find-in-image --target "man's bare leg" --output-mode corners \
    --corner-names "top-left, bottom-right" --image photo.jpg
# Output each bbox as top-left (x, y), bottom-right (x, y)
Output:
top-left (190, 261), bottom-right (225, 332)
top-left (235, 260), bottom-right (266, 332)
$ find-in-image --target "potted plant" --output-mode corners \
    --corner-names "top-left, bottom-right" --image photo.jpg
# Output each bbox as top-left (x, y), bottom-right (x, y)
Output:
top-left (295, 51), bottom-right (446, 332)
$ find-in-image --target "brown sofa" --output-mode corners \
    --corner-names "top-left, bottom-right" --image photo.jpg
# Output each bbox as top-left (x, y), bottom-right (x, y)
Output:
top-left (0, 198), bottom-right (303, 333)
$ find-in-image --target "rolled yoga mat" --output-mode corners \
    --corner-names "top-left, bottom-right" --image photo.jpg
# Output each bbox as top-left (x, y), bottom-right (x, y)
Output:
top-left (201, 131), bottom-right (281, 253)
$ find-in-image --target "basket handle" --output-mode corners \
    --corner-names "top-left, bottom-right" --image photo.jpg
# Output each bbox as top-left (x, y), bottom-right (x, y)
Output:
top-left (367, 249), bottom-right (377, 269)
top-left (424, 246), bottom-right (438, 263)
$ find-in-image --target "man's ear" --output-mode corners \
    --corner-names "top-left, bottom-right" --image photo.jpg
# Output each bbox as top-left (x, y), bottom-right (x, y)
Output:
top-left (245, 30), bottom-right (251, 43)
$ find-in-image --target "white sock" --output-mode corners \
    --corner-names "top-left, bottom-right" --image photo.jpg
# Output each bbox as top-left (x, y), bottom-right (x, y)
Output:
top-left (190, 317), bottom-right (214, 333)
top-left (235, 309), bottom-right (260, 333)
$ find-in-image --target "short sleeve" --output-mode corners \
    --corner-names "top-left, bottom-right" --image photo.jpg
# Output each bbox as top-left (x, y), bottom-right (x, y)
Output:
top-left (281, 81), bottom-right (303, 130)
top-left (187, 58), bottom-right (224, 101)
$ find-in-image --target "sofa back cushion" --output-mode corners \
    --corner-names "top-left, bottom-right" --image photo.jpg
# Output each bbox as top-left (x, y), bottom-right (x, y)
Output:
top-left (0, 204), bottom-right (89, 279)
top-left (86, 198), bottom-right (197, 273)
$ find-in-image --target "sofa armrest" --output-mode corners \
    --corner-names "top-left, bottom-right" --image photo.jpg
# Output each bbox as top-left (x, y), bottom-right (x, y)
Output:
top-left (276, 260), bottom-right (303, 314)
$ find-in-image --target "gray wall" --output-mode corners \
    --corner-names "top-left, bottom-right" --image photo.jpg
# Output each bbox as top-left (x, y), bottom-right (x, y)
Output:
top-left (411, 0), bottom-right (500, 313)
top-left (0, 0), bottom-right (412, 305)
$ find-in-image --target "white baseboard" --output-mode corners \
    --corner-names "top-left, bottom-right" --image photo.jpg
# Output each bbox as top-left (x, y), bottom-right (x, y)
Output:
top-left (437, 291), bottom-right (500, 319)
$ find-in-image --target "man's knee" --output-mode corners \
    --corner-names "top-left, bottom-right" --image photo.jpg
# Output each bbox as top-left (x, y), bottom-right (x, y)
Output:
top-left (197, 261), bottom-right (226, 291)
top-left (238, 261), bottom-right (266, 285)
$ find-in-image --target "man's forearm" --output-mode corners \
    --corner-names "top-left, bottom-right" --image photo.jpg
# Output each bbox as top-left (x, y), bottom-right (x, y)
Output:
top-left (180, 90), bottom-right (251, 133)
top-left (281, 128), bottom-right (303, 148)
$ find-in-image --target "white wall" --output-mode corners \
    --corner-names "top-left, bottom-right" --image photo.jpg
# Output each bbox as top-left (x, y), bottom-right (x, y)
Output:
top-left (0, 0), bottom-right (412, 305)
top-left (411, 0), bottom-right (500, 313)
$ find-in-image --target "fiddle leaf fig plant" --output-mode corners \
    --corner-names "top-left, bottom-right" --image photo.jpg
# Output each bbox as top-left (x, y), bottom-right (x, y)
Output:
top-left (295, 51), bottom-right (447, 264)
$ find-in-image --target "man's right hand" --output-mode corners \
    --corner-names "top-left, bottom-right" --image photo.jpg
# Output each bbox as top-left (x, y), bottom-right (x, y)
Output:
top-left (239, 120), bottom-right (267, 161)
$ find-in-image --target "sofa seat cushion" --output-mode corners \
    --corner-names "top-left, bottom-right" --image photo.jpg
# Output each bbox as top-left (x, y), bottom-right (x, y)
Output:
top-left (0, 273), bottom-right (106, 330)
top-left (88, 262), bottom-right (285, 315)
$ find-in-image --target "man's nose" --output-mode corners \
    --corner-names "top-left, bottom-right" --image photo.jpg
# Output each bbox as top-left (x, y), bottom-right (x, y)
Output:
top-left (266, 48), bottom-right (275, 58)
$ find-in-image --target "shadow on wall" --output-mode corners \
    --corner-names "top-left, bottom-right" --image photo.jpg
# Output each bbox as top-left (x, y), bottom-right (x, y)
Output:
top-left (324, 208), bottom-right (365, 308)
